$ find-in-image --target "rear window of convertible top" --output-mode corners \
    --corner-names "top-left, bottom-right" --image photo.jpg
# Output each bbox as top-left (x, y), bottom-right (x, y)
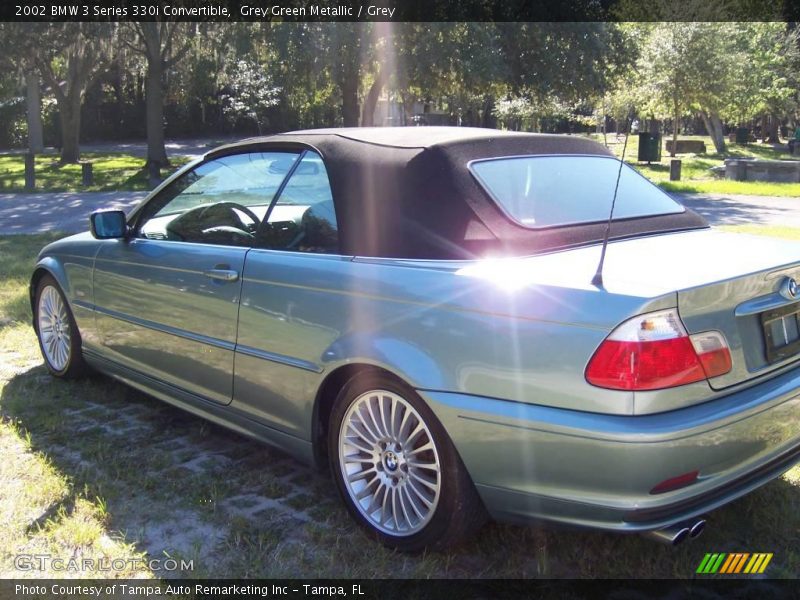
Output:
top-left (469, 155), bottom-right (685, 229)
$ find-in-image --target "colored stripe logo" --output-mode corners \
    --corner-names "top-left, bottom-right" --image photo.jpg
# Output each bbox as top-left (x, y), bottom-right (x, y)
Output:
top-left (696, 553), bottom-right (773, 574)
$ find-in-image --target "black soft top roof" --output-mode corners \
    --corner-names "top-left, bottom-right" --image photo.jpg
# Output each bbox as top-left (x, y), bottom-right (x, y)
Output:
top-left (276, 126), bottom-right (554, 148)
top-left (208, 127), bottom-right (708, 259)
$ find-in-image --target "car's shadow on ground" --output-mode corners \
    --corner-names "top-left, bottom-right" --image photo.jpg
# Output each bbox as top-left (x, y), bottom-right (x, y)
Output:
top-left (2, 364), bottom-right (799, 578)
top-left (1, 364), bottom-right (344, 578)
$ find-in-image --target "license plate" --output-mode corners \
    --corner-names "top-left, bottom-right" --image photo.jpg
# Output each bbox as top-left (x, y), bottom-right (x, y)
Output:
top-left (762, 303), bottom-right (800, 364)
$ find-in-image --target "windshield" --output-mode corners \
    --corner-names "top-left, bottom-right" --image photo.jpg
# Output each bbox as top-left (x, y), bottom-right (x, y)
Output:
top-left (469, 155), bottom-right (685, 229)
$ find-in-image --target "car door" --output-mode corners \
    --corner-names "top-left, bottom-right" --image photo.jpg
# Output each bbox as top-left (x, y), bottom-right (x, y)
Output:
top-left (233, 151), bottom-right (346, 434)
top-left (93, 150), bottom-right (301, 405)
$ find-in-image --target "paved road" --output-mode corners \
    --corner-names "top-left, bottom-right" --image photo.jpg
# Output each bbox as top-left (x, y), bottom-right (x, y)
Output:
top-left (0, 190), bottom-right (797, 236)
top-left (0, 137), bottom-right (228, 234)
top-left (0, 191), bottom-right (146, 235)
top-left (675, 192), bottom-right (800, 228)
top-left (0, 137), bottom-right (237, 160)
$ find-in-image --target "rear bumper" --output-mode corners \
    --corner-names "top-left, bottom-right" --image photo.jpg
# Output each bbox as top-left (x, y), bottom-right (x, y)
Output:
top-left (419, 365), bottom-right (800, 532)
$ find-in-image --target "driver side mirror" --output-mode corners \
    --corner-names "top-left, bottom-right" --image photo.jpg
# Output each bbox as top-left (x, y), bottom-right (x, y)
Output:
top-left (90, 210), bottom-right (128, 239)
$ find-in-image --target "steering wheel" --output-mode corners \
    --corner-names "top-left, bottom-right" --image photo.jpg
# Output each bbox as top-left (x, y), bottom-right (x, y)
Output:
top-left (202, 201), bottom-right (260, 231)
top-left (166, 201), bottom-right (261, 241)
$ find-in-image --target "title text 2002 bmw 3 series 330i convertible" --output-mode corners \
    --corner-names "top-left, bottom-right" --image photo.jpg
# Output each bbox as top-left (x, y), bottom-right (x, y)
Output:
top-left (31, 127), bottom-right (800, 550)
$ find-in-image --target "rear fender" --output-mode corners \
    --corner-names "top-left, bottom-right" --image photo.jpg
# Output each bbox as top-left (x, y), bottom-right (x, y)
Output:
top-left (321, 333), bottom-right (446, 390)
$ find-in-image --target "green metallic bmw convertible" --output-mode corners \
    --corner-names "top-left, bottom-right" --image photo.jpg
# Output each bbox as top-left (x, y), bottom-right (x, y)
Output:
top-left (31, 127), bottom-right (800, 550)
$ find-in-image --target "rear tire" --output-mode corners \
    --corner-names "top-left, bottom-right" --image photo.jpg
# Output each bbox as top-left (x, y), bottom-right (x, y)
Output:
top-left (328, 371), bottom-right (487, 551)
top-left (34, 275), bottom-right (87, 378)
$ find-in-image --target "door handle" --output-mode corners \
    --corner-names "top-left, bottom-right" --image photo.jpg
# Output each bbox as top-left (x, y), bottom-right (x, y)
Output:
top-left (203, 268), bottom-right (239, 282)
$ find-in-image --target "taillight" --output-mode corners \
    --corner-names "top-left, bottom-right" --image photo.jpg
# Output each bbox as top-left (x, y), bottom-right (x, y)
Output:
top-left (585, 309), bottom-right (732, 391)
top-left (689, 331), bottom-right (733, 379)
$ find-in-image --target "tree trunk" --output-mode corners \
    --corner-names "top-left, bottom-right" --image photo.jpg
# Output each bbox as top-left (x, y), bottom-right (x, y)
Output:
top-left (341, 71), bottom-right (359, 127)
top-left (765, 114), bottom-right (781, 144)
top-left (601, 95), bottom-right (607, 147)
top-left (398, 89), bottom-right (415, 125)
top-left (59, 95), bottom-right (82, 163)
top-left (145, 55), bottom-right (169, 167)
top-left (711, 113), bottom-right (726, 154)
top-left (671, 96), bottom-right (679, 158)
top-left (398, 93), bottom-right (407, 126)
top-left (112, 61), bottom-right (124, 134)
top-left (700, 111), bottom-right (726, 154)
top-left (360, 66), bottom-right (388, 127)
top-left (481, 96), bottom-right (496, 128)
top-left (25, 70), bottom-right (44, 154)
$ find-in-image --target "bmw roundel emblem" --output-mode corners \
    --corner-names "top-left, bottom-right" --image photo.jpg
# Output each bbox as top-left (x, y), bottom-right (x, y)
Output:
top-left (780, 276), bottom-right (800, 301)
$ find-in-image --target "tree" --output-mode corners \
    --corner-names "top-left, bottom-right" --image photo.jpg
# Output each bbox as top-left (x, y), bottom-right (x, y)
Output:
top-left (34, 23), bottom-right (117, 163)
top-left (625, 22), bottom-right (800, 154)
top-left (24, 71), bottom-right (44, 153)
top-left (0, 23), bottom-right (44, 153)
top-left (220, 59), bottom-right (280, 133)
top-left (360, 22), bottom-right (394, 127)
top-left (268, 23), bottom-right (349, 129)
top-left (493, 97), bottom-right (536, 131)
top-left (632, 23), bottom-right (738, 155)
top-left (122, 23), bottom-right (194, 167)
top-left (330, 23), bottom-right (364, 127)
top-left (261, 23), bottom-right (634, 132)
top-left (407, 23), bottom-right (632, 130)
top-left (723, 23), bottom-right (800, 143)
top-left (389, 23), bottom-right (509, 127)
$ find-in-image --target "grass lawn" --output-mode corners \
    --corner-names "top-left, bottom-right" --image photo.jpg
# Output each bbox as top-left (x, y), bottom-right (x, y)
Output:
top-left (0, 233), bottom-right (149, 578)
top-left (587, 133), bottom-right (800, 197)
top-left (0, 153), bottom-right (190, 193)
top-left (718, 225), bottom-right (800, 240)
top-left (1, 232), bottom-right (799, 579)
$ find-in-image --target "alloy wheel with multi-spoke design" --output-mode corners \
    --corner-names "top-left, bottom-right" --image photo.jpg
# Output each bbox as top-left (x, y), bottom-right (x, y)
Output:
top-left (338, 389), bottom-right (442, 536)
top-left (37, 285), bottom-right (72, 372)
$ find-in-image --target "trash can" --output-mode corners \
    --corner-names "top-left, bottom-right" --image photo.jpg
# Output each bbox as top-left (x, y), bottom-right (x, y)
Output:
top-left (637, 132), bottom-right (662, 163)
top-left (735, 127), bottom-right (750, 144)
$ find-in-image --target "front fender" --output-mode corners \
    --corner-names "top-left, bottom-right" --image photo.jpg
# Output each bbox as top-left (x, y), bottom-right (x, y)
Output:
top-left (30, 241), bottom-right (100, 346)
top-left (30, 256), bottom-right (72, 327)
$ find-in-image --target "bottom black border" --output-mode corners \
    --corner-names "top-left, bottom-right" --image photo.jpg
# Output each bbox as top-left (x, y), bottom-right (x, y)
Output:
top-left (2, 579), bottom-right (797, 600)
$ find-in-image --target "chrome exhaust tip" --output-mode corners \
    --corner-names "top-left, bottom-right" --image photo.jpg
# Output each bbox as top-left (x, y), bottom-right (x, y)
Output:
top-left (644, 517), bottom-right (707, 546)
top-left (644, 525), bottom-right (691, 546)
top-left (689, 519), bottom-right (706, 539)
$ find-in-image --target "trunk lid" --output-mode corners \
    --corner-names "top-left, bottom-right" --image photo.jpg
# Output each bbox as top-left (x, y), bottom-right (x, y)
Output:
top-left (598, 229), bottom-right (800, 389)
top-left (386, 228), bottom-right (800, 391)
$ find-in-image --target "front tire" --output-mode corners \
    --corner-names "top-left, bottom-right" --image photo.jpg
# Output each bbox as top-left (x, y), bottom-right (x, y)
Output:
top-left (329, 371), bottom-right (486, 551)
top-left (34, 275), bottom-right (86, 378)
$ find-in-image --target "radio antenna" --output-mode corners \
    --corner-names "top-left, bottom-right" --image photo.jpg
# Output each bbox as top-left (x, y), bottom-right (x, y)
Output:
top-left (591, 116), bottom-right (631, 288)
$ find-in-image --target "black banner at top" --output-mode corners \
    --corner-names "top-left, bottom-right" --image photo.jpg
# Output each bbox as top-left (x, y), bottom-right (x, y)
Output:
top-left (2, 0), bottom-right (800, 22)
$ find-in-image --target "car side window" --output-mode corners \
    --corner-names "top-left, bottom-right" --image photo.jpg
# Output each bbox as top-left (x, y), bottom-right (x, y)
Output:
top-left (257, 151), bottom-right (339, 254)
top-left (136, 151), bottom-right (300, 247)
